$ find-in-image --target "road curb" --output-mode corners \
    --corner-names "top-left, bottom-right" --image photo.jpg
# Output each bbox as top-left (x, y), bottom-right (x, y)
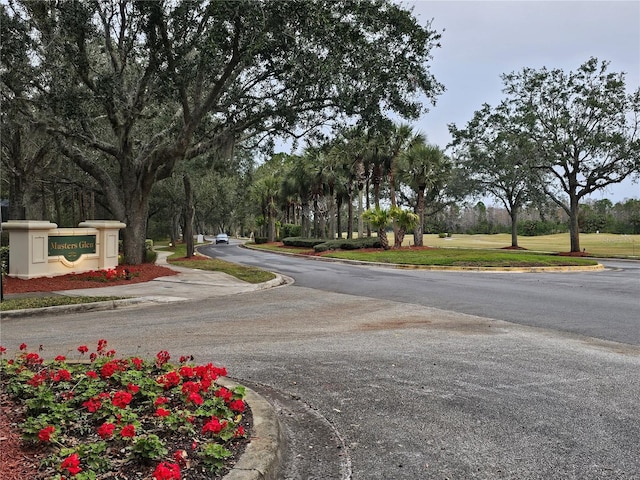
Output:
top-left (219, 378), bottom-right (284, 480)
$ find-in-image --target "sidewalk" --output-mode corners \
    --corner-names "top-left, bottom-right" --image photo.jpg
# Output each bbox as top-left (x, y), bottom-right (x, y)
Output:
top-left (1, 250), bottom-right (288, 318)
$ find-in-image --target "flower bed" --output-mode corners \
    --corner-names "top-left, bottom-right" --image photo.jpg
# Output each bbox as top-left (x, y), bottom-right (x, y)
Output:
top-left (3, 264), bottom-right (178, 294)
top-left (0, 341), bottom-right (250, 480)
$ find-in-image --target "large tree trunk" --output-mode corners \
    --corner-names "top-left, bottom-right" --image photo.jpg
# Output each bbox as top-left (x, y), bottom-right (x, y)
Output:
top-left (510, 208), bottom-right (519, 248)
top-left (183, 174), bottom-right (195, 258)
top-left (122, 205), bottom-right (150, 265)
top-left (568, 193), bottom-right (581, 252)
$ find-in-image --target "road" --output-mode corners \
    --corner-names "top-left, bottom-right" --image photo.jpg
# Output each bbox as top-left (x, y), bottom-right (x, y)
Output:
top-left (201, 242), bottom-right (640, 346)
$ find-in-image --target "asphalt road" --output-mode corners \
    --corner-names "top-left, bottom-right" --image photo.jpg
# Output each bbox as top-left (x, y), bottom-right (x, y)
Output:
top-left (2, 244), bottom-right (639, 479)
top-left (201, 243), bottom-right (640, 347)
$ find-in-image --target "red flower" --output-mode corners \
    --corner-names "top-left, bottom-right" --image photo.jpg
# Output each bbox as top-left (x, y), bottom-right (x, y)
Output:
top-left (89, 352), bottom-right (97, 361)
top-left (154, 396), bottom-right (169, 406)
top-left (61, 453), bottom-right (82, 475)
top-left (214, 387), bottom-right (232, 402)
top-left (28, 373), bottom-right (47, 387)
top-left (0, 346), bottom-right (6, 354)
top-left (181, 381), bottom-right (200, 395)
top-left (19, 343), bottom-right (27, 350)
top-left (188, 392), bottom-right (203, 405)
top-left (97, 423), bottom-right (115, 439)
top-left (229, 399), bottom-right (245, 413)
top-left (156, 350), bottom-right (171, 367)
top-left (235, 425), bottom-right (246, 437)
top-left (97, 339), bottom-right (108, 353)
top-left (38, 426), bottom-right (55, 442)
top-left (153, 461), bottom-right (181, 480)
top-left (82, 398), bottom-right (102, 413)
top-left (86, 370), bottom-right (98, 379)
top-left (55, 355), bottom-right (66, 361)
top-left (179, 366), bottom-right (194, 378)
top-left (120, 424), bottom-right (136, 438)
top-left (112, 391), bottom-right (133, 408)
top-left (25, 352), bottom-right (43, 365)
top-left (127, 383), bottom-right (140, 394)
top-left (51, 369), bottom-right (71, 382)
top-left (130, 357), bottom-right (143, 369)
top-left (155, 408), bottom-right (171, 417)
top-left (202, 416), bottom-right (227, 435)
top-left (77, 345), bottom-right (89, 354)
top-left (157, 371), bottom-right (181, 389)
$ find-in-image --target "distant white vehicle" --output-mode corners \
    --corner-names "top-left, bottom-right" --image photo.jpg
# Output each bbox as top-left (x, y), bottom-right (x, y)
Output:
top-left (215, 233), bottom-right (229, 244)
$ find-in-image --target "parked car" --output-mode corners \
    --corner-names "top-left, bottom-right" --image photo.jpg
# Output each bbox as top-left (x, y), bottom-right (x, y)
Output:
top-left (215, 233), bottom-right (229, 244)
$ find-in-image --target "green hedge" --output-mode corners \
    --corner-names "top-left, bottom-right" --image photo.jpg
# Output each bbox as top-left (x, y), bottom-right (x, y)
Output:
top-left (314, 237), bottom-right (382, 252)
top-left (282, 237), bottom-right (328, 248)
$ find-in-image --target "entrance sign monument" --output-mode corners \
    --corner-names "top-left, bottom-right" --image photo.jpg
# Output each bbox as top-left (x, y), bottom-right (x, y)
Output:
top-left (1, 220), bottom-right (126, 279)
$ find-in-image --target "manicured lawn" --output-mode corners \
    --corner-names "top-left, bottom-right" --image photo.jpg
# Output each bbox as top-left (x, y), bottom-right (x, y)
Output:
top-left (324, 248), bottom-right (599, 267)
top-left (167, 244), bottom-right (276, 284)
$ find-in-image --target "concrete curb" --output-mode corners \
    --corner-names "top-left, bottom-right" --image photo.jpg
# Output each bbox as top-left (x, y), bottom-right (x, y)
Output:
top-left (219, 378), bottom-right (284, 480)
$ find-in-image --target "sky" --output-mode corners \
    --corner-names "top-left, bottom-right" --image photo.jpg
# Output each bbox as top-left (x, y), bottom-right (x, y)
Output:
top-left (405, 0), bottom-right (640, 203)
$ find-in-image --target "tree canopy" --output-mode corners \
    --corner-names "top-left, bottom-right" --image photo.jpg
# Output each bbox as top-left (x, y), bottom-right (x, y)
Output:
top-left (1, 0), bottom-right (444, 263)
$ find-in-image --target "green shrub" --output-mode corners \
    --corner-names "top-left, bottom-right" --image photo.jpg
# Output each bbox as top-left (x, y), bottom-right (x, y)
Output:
top-left (144, 249), bottom-right (158, 263)
top-left (0, 245), bottom-right (9, 274)
top-left (314, 237), bottom-right (381, 252)
top-left (282, 237), bottom-right (327, 248)
top-left (254, 237), bottom-right (268, 244)
top-left (438, 233), bottom-right (448, 238)
top-left (280, 224), bottom-right (302, 238)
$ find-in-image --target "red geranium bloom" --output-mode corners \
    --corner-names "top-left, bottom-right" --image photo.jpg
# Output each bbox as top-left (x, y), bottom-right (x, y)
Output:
top-left (38, 426), bottom-right (55, 442)
top-left (97, 422), bottom-right (116, 439)
top-left (0, 346), bottom-right (6, 354)
top-left (235, 425), bottom-right (246, 437)
top-left (86, 370), bottom-right (98, 379)
top-left (27, 373), bottom-right (46, 387)
top-left (77, 345), bottom-right (89, 354)
top-left (153, 461), bottom-right (181, 480)
top-left (188, 392), bottom-right (203, 405)
top-left (154, 396), bottom-right (169, 406)
top-left (127, 383), bottom-right (140, 394)
top-left (214, 387), bottom-right (232, 402)
top-left (156, 350), bottom-right (171, 367)
top-left (179, 366), bottom-right (194, 378)
top-left (55, 355), bottom-right (66, 362)
top-left (82, 398), bottom-right (102, 413)
top-left (229, 399), bottom-right (246, 413)
top-left (97, 339), bottom-right (108, 353)
top-left (112, 391), bottom-right (133, 408)
top-left (19, 343), bottom-right (27, 350)
top-left (202, 416), bottom-right (227, 435)
top-left (61, 453), bottom-right (82, 475)
top-left (155, 407), bottom-right (171, 417)
top-left (120, 424), bottom-right (136, 438)
top-left (130, 357), bottom-right (144, 369)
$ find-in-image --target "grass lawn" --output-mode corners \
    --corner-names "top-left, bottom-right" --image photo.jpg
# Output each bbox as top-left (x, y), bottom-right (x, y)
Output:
top-left (324, 248), bottom-right (599, 267)
top-left (166, 242), bottom-right (276, 283)
top-left (417, 233), bottom-right (639, 258)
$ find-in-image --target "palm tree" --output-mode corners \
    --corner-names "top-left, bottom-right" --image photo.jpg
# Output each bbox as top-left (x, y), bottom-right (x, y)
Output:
top-left (397, 143), bottom-right (450, 246)
top-left (362, 207), bottom-right (392, 250)
top-left (390, 206), bottom-right (419, 248)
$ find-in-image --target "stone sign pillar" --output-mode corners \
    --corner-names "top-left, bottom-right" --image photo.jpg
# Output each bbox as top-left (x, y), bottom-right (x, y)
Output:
top-left (1, 220), bottom-right (126, 279)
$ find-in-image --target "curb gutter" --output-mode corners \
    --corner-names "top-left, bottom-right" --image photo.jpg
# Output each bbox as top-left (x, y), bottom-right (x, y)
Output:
top-left (219, 378), bottom-right (284, 480)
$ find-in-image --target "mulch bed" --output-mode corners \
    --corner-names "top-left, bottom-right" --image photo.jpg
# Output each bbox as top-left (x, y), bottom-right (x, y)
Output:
top-left (2, 264), bottom-right (178, 294)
